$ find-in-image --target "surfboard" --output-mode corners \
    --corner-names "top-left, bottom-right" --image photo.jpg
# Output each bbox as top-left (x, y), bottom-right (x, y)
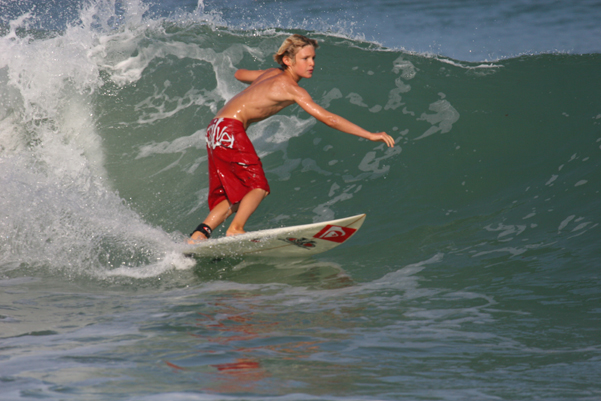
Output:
top-left (185, 214), bottom-right (366, 258)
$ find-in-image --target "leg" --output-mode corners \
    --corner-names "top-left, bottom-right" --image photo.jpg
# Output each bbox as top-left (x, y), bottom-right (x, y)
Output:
top-left (226, 188), bottom-right (268, 236)
top-left (188, 199), bottom-right (234, 243)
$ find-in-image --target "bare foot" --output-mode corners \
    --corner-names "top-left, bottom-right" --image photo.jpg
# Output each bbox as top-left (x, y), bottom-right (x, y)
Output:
top-left (187, 231), bottom-right (208, 244)
top-left (226, 228), bottom-right (245, 236)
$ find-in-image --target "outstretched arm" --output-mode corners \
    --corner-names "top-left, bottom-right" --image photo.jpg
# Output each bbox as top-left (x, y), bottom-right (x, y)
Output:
top-left (293, 87), bottom-right (395, 147)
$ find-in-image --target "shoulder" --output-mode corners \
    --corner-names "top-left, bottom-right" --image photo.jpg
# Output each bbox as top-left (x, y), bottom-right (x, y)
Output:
top-left (281, 78), bottom-right (310, 99)
top-left (257, 70), bottom-right (306, 95)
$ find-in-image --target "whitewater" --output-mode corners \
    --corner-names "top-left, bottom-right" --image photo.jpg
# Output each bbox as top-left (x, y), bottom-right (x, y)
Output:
top-left (1, 0), bottom-right (600, 400)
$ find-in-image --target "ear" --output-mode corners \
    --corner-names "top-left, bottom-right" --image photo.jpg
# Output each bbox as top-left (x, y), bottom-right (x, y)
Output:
top-left (283, 54), bottom-right (294, 68)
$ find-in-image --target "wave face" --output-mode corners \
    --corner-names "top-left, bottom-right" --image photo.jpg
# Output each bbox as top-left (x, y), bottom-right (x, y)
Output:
top-left (1, 1), bottom-right (600, 400)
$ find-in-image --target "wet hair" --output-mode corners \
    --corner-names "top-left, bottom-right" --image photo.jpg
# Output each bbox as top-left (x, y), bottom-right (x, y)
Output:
top-left (273, 34), bottom-right (319, 68)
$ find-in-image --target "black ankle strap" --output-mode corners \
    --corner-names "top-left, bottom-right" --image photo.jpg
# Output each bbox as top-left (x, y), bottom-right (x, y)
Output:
top-left (191, 223), bottom-right (212, 239)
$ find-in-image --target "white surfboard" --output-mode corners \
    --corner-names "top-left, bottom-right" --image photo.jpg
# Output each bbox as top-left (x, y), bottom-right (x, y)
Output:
top-left (185, 214), bottom-right (366, 258)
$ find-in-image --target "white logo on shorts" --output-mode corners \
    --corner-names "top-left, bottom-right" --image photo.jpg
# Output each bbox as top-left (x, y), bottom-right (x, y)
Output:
top-left (207, 118), bottom-right (235, 149)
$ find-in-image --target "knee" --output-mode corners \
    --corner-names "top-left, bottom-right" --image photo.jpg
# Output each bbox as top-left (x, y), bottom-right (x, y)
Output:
top-left (250, 188), bottom-right (269, 199)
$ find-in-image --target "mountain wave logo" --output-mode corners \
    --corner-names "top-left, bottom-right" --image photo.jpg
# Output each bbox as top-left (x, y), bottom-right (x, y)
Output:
top-left (313, 225), bottom-right (357, 243)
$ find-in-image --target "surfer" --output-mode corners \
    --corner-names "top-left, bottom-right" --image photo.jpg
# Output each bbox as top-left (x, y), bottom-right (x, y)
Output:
top-left (189, 34), bottom-right (395, 242)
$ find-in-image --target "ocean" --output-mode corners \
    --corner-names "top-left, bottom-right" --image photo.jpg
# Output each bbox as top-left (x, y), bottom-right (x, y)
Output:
top-left (1, 0), bottom-right (600, 399)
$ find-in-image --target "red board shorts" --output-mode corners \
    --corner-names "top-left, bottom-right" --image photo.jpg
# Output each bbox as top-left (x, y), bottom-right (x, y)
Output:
top-left (205, 117), bottom-right (270, 210)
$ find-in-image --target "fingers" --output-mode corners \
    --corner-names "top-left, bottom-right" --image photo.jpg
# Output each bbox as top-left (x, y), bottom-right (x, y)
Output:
top-left (368, 132), bottom-right (395, 147)
top-left (384, 133), bottom-right (395, 147)
top-left (375, 132), bottom-right (395, 147)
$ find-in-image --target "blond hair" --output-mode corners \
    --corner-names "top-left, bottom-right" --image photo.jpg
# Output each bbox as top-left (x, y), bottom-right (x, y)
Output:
top-left (273, 34), bottom-right (319, 68)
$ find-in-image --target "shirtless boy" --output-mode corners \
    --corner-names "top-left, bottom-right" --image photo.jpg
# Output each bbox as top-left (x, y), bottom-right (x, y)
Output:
top-left (189, 34), bottom-right (395, 242)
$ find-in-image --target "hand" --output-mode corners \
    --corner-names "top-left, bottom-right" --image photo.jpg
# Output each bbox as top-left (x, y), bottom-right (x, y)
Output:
top-left (370, 132), bottom-right (395, 148)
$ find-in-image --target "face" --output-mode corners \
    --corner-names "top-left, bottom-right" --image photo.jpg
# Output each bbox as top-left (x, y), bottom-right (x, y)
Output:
top-left (285, 45), bottom-right (316, 80)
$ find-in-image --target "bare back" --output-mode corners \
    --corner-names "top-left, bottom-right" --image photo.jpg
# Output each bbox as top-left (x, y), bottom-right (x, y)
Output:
top-left (215, 68), bottom-right (299, 129)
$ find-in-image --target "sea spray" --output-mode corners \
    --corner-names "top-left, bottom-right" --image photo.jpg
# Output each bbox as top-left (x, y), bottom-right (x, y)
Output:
top-left (0, 0), bottom-right (195, 277)
top-left (1, 1), bottom-right (600, 399)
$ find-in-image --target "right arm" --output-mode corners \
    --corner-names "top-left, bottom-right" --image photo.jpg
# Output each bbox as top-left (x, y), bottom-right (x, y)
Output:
top-left (292, 86), bottom-right (395, 147)
top-left (234, 69), bottom-right (271, 84)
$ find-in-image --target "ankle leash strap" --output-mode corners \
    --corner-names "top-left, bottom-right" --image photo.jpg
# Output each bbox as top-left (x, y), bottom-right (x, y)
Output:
top-left (191, 223), bottom-right (212, 239)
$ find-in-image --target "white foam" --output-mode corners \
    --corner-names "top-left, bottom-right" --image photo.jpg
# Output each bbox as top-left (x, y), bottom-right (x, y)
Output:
top-left (137, 130), bottom-right (207, 159)
top-left (102, 251), bottom-right (196, 279)
top-left (0, 0), bottom-right (193, 278)
top-left (415, 93), bottom-right (460, 140)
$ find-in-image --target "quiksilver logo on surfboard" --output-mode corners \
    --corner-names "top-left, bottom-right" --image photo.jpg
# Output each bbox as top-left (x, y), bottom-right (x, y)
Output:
top-left (313, 225), bottom-right (357, 243)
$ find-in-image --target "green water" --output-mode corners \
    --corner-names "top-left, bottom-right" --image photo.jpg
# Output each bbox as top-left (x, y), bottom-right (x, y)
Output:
top-left (1, 13), bottom-right (600, 401)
